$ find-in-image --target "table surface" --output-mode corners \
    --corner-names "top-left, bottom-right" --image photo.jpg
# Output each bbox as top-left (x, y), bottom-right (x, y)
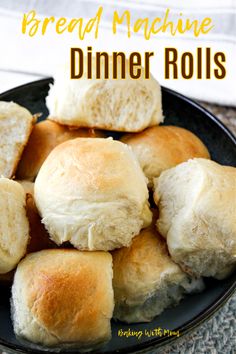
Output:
top-left (1, 103), bottom-right (236, 354)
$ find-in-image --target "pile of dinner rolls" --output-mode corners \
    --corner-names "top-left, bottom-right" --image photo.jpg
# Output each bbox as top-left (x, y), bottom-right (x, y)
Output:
top-left (0, 60), bottom-right (235, 351)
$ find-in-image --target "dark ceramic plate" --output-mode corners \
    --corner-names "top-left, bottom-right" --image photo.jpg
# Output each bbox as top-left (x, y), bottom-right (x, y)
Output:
top-left (0, 79), bottom-right (235, 354)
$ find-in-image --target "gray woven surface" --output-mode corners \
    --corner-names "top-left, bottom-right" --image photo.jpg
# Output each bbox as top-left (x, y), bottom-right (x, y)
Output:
top-left (201, 103), bottom-right (236, 136)
top-left (158, 292), bottom-right (236, 354)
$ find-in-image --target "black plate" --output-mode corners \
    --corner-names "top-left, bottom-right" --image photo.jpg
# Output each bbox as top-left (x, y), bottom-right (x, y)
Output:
top-left (0, 79), bottom-right (235, 354)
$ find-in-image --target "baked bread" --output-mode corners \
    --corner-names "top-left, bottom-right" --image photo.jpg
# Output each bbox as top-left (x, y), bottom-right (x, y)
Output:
top-left (0, 178), bottom-right (30, 274)
top-left (0, 101), bottom-right (33, 178)
top-left (17, 120), bottom-right (105, 181)
top-left (112, 217), bottom-right (204, 323)
top-left (46, 59), bottom-right (163, 132)
top-left (34, 138), bottom-right (152, 250)
top-left (154, 158), bottom-right (236, 279)
top-left (16, 180), bottom-right (55, 253)
top-left (11, 249), bottom-right (114, 348)
top-left (122, 126), bottom-right (210, 186)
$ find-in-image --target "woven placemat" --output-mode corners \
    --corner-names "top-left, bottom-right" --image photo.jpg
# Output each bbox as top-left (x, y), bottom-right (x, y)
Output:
top-left (156, 293), bottom-right (236, 354)
top-left (200, 103), bottom-right (236, 136)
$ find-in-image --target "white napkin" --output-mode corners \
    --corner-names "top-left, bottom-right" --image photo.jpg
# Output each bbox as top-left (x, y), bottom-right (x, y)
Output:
top-left (0, 0), bottom-right (235, 106)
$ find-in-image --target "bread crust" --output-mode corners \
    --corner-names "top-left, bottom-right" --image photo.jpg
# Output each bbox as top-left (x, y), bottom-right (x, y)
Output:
top-left (0, 101), bottom-right (33, 178)
top-left (122, 125), bottom-right (210, 186)
top-left (12, 249), bottom-right (114, 347)
top-left (112, 215), bottom-right (204, 323)
top-left (46, 59), bottom-right (163, 132)
top-left (34, 138), bottom-right (152, 250)
top-left (0, 178), bottom-right (30, 274)
top-left (16, 119), bottom-right (105, 181)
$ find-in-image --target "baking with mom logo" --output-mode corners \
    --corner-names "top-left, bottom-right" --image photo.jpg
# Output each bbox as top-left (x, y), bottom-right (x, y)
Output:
top-left (118, 328), bottom-right (180, 340)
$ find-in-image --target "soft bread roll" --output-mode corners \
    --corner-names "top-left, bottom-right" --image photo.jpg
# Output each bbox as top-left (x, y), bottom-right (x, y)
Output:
top-left (112, 218), bottom-right (204, 323)
top-left (12, 249), bottom-right (114, 348)
top-left (34, 138), bottom-right (152, 250)
top-left (46, 59), bottom-right (163, 132)
top-left (17, 120), bottom-right (105, 181)
top-left (0, 178), bottom-right (30, 274)
top-left (0, 101), bottom-right (33, 178)
top-left (122, 126), bottom-right (210, 186)
top-left (154, 158), bottom-right (236, 279)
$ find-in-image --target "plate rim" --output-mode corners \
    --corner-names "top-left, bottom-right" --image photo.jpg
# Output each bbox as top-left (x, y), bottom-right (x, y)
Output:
top-left (0, 78), bottom-right (235, 354)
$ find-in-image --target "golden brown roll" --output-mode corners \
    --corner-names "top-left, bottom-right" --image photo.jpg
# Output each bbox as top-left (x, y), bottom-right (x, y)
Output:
top-left (0, 178), bottom-right (30, 274)
top-left (11, 249), bottom-right (114, 349)
top-left (16, 119), bottom-right (105, 181)
top-left (122, 125), bottom-right (210, 186)
top-left (34, 138), bottom-right (152, 251)
top-left (0, 101), bottom-right (33, 178)
top-left (112, 218), bottom-right (204, 323)
top-left (154, 158), bottom-right (236, 279)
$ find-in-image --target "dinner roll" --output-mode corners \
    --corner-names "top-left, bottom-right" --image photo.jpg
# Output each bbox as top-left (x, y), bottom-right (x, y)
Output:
top-left (154, 158), bottom-right (236, 279)
top-left (12, 249), bottom-right (114, 349)
top-left (112, 218), bottom-right (204, 323)
top-left (46, 59), bottom-right (163, 132)
top-left (34, 138), bottom-right (152, 250)
top-left (17, 120), bottom-right (105, 181)
top-left (122, 126), bottom-right (210, 186)
top-left (0, 178), bottom-right (29, 274)
top-left (0, 101), bottom-right (33, 178)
